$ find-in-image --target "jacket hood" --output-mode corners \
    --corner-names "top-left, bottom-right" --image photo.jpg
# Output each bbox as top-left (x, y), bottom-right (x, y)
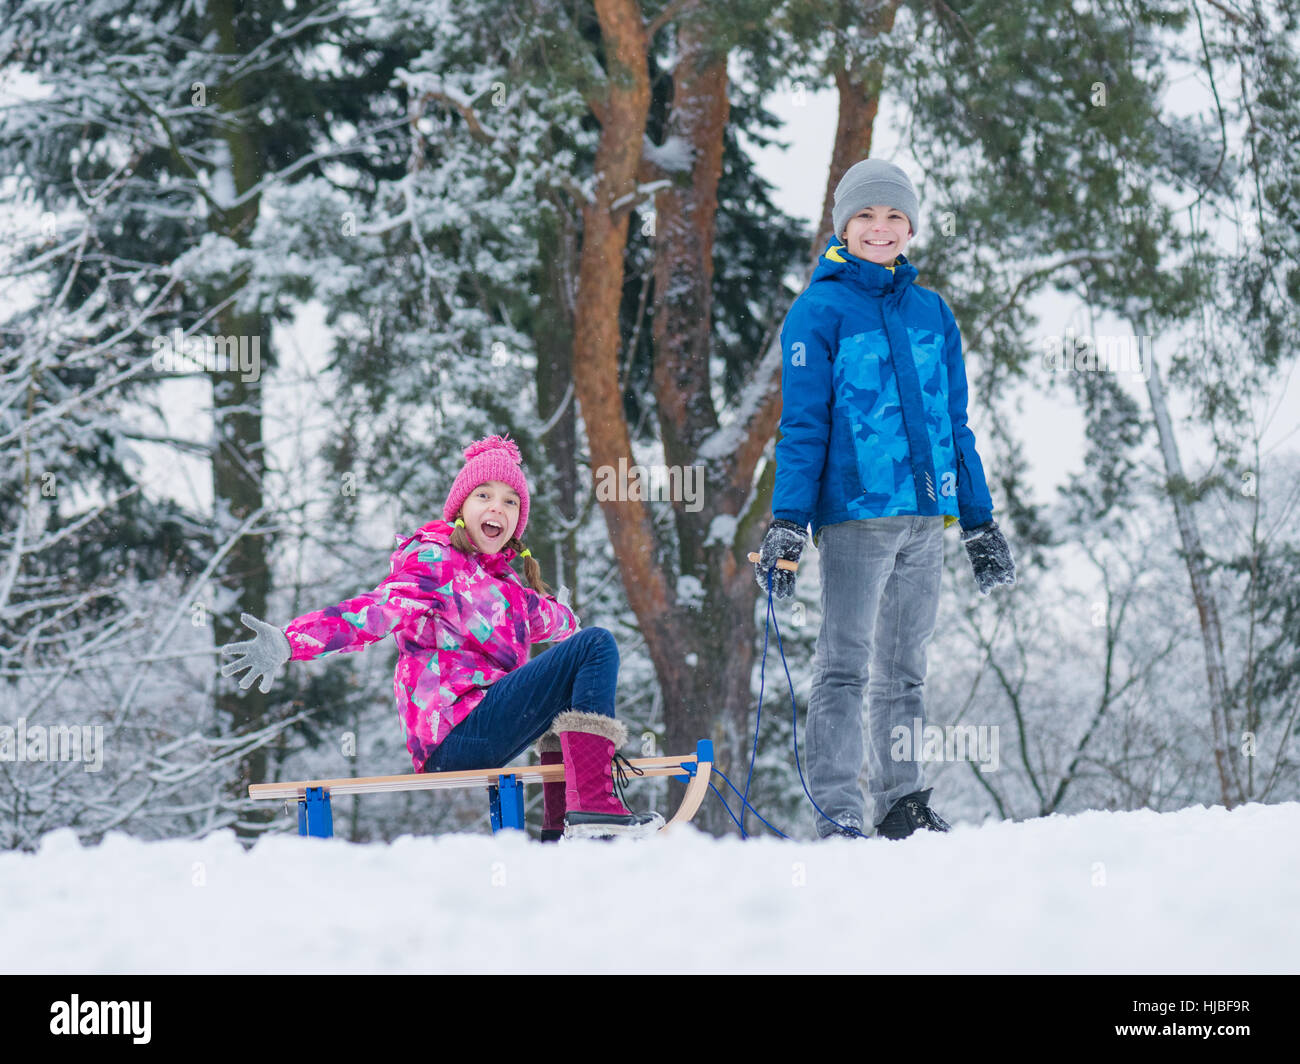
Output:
top-left (403, 518), bottom-right (519, 570)
top-left (811, 236), bottom-right (918, 297)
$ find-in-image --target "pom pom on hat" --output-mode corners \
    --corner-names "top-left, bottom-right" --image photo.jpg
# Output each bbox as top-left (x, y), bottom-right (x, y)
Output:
top-left (463, 435), bottom-right (521, 464)
top-left (443, 432), bottom-right (532, 541)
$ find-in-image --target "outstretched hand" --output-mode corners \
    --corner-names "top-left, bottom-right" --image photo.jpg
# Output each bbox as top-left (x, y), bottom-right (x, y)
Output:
top-left (220, 612), bottom-right (291, 693)
top-left (555, 585), bottom-right (580, 630)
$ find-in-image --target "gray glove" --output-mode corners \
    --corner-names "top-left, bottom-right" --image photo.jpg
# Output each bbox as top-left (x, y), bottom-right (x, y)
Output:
top-left (960, 521), bottom-right (1016, 595)
top-left (754, 518), bottom-right (807, 599)
top-left (220, 612), bottom-right (291, 693)
top-left (557, 585), bottom-right (580, 630)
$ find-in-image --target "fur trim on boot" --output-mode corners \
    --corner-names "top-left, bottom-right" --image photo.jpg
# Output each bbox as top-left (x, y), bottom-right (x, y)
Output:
top-left (552, 709), bottom-right (628, 749)
top-left (536, 730), bottom-right (562, 755)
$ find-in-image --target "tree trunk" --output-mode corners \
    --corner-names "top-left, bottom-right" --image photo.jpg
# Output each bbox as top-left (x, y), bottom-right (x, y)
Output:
top-left (570, 2), bottom-right (895, 833)
top-left (572, 0), bottom-right (690, 713)
top-left (209, 0), bottom-right (272, 838)
top-left (1139, 326), bottom-right (1241, 808)
top-left (812, 2), bottom-right (900, 252)
top-left (535, 203), bottom-right (581, 608)
top-left (647, 25), bottom-right (740, 829)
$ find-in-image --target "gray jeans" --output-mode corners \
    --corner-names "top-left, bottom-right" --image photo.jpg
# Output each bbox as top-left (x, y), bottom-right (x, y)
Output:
top-left (806, 516), bottom-right (945, 834)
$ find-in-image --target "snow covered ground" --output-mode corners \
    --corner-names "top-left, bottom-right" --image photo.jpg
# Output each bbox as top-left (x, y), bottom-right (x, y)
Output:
top-left (4, 800), bottom-right (1297, 974)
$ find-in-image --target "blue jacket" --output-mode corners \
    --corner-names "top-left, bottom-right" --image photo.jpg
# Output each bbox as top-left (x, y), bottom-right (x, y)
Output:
top-left (772, 238), bottom-right (994, 540)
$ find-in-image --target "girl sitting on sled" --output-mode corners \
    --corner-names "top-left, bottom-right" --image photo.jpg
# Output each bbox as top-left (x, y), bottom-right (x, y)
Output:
top-left (221, 434), bottom-right (662, 840)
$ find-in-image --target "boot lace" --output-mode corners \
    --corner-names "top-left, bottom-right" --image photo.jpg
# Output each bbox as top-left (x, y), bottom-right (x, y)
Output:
top-left (916, 802), bottom-right (951, 832)
top-left (612, 751), bottom-right (646, 812)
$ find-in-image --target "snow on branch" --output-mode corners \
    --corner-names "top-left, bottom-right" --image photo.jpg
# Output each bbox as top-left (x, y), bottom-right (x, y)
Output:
top-left (642, 133), bottom-right (694, 174)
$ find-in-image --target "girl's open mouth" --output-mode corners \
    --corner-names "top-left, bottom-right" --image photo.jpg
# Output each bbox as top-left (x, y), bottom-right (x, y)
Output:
top-left (480, 520), bottom-right (504, 541)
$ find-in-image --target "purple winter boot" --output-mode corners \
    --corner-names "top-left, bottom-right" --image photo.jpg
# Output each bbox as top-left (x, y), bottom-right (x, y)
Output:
top-left (537, 732), bottom-right (565, 842)
top-left (554, 710), bottom-right (664, 840)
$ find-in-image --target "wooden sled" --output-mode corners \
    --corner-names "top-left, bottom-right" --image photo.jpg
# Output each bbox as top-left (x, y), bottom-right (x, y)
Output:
top-left (248, 739), bottom-right (714, 839)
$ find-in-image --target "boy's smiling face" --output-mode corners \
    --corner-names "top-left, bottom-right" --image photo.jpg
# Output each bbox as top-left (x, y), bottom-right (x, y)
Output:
top-left (459, 480), bottom-right (520, 554)
top-left (843, 205), bottom-right (913, 265)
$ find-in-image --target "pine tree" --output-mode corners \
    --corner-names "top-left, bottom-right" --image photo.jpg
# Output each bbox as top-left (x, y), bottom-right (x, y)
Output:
top-left (0, 0), bottom-right (428, 837)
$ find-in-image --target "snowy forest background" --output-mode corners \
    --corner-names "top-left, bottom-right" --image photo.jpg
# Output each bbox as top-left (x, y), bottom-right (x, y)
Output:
top-left (1, 0), bottom-right (1297, 848)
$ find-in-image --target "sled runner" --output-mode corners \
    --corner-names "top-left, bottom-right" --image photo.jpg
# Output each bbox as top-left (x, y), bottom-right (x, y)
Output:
top-left (248, 739), bottom-right (714, 839)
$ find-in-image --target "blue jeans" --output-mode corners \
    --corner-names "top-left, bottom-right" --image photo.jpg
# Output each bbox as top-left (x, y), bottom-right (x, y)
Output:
top-left (806, 516), bottom-right (945, 834)
top-left (421, 626), bottom-right (619, 773)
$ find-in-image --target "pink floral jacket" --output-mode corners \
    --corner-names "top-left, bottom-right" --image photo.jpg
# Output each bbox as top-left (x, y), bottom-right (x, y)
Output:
top-left (283, 519), bottom-right (579, 771)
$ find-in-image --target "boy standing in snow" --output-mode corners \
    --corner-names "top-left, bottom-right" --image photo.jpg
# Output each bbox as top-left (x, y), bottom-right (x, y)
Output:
top-left (753, 159), bottom-right (1015, 840)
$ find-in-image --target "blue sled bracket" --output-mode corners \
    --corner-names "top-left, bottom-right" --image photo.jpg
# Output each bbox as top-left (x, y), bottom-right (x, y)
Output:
top-left (674, 739), bottom-right (714, 783)
top-left (298, 786), bottom-right (334, 838)
top-left (488, 773), bottom-right (525, 833)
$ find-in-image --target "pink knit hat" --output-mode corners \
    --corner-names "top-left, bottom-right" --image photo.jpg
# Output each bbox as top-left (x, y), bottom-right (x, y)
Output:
top-left (443, 434), bottom-right (531, 540)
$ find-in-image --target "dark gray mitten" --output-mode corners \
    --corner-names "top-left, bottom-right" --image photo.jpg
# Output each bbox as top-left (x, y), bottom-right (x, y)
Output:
top-left (960, 521), bottom-right (1016, 595)
top-left (754, 518), bottom-right (807, 599)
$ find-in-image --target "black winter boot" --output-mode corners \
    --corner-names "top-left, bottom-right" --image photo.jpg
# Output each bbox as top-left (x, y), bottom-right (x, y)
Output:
top-left (874, 788), bottom-right (951, 840)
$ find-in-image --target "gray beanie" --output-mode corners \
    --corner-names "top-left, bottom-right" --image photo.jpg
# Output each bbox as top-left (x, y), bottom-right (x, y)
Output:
top-left (832, 159), bottom-right (919, 240)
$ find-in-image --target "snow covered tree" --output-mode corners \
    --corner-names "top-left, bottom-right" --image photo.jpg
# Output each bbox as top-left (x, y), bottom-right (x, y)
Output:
top-left (0, 0), bottom-right (434, 836)
top-left (888, 0), bottom-right (1300, 812)
top-left (0, 165), bottom-right (255, 848)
